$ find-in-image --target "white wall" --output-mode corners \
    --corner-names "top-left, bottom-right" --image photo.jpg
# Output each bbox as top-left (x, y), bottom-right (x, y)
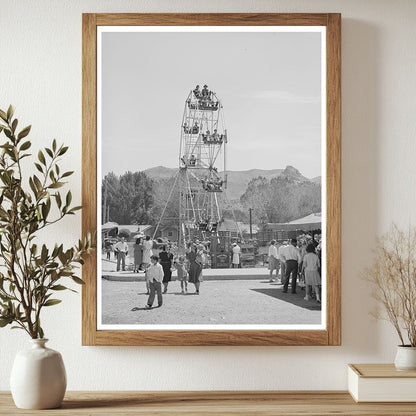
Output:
top-left (1, 0), bottom-right (415, 391)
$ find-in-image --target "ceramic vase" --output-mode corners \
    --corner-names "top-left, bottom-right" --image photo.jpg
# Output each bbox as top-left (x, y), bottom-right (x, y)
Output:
top-left (10, 339), bottom-right (67, 409)
top-left (394, 345), bottom-right (416, 371)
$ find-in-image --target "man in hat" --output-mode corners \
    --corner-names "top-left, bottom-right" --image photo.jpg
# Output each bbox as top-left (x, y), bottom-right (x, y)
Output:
top-left (202, 84), bottom-right (209, 98)
top-left (278, 240), bottom-right (288, 284)
top-left (281, 238), bottom-right (301, 294)
top-left (114, 236), bottom-right (128, 272)
top-left (193, 85), bottom-right (201, 98)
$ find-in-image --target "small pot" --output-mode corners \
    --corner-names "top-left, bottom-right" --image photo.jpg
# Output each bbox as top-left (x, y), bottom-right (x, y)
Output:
top-left (394, 345), bottom-right (416, 371)
top-left (10, 339), bottom-right (67, 409)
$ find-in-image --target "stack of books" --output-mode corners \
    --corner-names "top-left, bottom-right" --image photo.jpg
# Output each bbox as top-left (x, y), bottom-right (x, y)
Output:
top-left (348, 364), bottom-right (416, 402)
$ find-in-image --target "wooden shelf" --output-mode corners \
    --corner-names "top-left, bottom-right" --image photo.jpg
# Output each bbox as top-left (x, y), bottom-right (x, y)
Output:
top-left (2, 391), bottom-right (416, 415)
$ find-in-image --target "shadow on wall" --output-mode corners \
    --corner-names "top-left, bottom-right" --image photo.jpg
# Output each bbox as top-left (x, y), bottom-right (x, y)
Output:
top-left (341, 19), bottom-right (381, 355)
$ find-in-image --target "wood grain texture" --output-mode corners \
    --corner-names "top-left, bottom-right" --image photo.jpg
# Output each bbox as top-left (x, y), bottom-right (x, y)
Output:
top-left (1, 391), bottom-right (416, 415)
top-left (82, 13), bottom-right (98, 346)
top-left (82, 13), bottom-right (342, 346)
top-left (95, 13), bottom-right (330, 26)
top-left (326, 13), bottom-right (342, 346)
top-left (350, 364), bottom-right (416, 378)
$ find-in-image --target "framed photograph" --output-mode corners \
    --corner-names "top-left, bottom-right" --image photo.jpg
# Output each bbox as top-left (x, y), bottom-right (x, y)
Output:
top-left (82, 13), bottom-right (341, 346)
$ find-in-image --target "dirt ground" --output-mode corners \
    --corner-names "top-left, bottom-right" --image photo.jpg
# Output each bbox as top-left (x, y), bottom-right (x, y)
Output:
top-left (101, 278), bottom-right (321, 326)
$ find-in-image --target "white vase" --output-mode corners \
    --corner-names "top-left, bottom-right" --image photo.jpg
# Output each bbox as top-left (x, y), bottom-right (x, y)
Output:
top-left (10, 339), bottom-right (67, 409)
top-left (394, 345), bottom-right (416, 371)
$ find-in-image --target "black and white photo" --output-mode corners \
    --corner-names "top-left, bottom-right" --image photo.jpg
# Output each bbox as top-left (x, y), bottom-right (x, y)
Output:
top-left (97, 26), bottom-right (326, 330)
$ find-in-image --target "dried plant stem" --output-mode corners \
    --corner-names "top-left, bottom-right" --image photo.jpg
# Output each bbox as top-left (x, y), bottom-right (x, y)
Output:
top-left (363, 223), bottom-right (416, 347)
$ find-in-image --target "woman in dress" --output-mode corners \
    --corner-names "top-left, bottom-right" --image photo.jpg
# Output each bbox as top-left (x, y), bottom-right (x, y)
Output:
top-left (231, 243), bottom-right (241, 268)
top-left (301, 243), bottom-right (321, 302)
top-left (187, 244), bottom-right (202, 294)
top-left (174, 256), bottom-right (188, 294)
top-left (159, 245), bottom-right (174, 293)
top-left (133, 237), bottom-right (143, 273)
top-left (142, 236), bottom-right (153, 265)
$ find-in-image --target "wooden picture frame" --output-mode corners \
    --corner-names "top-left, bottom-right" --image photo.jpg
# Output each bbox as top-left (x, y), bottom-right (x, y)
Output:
top-left (82, 13), bottom-right (341, 346)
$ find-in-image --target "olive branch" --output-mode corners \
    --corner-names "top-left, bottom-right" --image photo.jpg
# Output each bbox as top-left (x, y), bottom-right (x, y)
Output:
top-left (0, 105), bottom-right (93, 338)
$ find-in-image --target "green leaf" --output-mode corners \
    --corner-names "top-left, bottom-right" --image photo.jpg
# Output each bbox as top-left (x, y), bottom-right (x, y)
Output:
top-left (58, 146), bottom-right (68, 156)
top-left (43, 299), bottom-right (62, 307)
top-left (33, 175), bottom-right (43, 192)
top-left (29, 177), bottom-right (37, 196)
top-left (38, 325), bottom-right (44, 339)
top-left (4, 129), bottom-right (12, 140)
top-left (34, 163), bottom-right (43, 173)
top-left (55, 192), bottom-right (62, 208)
top-left (41, 202), bottom-right (50, 220)
top-left (18, 125), bottom-right (31, 140)
top-left (61, 171), bottom-right (74, 178)
top-left (31, 244), bottom-right (38, 256)
top-left (11, 118), bottom-right (18, 133)
top-left (19, 140), bottom-right (31, 151)
top-left (50, 285), bottom-right (68, 291)
top-left (45, 148), bottom-right (53, 158)
top-left (0, 109), bottom-right (7, 121)
top-left (0, 317), bottom-right (13, 327)
top-left (41, 244), bottom-right (48, 262)
top-left (52, 139), bottom-right (57, 152)
top-left (71, 276), bottom-right (85, 285)
top-left (48, 182), bottom-right (64, 189)
top-left (6, 105), bottom-right (14, 122)
top-left (38, 150), bottom-right (46, 165)
top-left (65, 191), bottom-right (72, 207)
top-left (69, 206), bottom-right (82, 212)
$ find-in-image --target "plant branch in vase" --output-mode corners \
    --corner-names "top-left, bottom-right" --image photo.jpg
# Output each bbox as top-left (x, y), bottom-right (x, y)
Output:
top-left (363, 223), bottom-right (416, 370)
top-left (0, 105), bottom-right (94, 409)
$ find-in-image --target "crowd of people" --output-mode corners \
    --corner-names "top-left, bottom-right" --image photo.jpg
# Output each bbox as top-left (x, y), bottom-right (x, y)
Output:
top-left (105, 232), bottom-right (322, 309)
top-left (111, 237), bottom-right (208, 309)
top-left (267, 234), bottom-right (322, 303)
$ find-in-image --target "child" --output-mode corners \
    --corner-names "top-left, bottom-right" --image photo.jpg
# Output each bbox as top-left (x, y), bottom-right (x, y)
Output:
top-left (301, 244), bottom-right (321, 303)
top-left (145, 255), bottom-right (164, 308)
top-left (174, 256), bottom-right (188, 294)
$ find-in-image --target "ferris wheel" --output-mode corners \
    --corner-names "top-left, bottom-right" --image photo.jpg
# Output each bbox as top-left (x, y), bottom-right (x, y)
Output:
top-left (177, 84), bottom-right (228, 247)
top-left (153, 84), bottom-right (242, 250)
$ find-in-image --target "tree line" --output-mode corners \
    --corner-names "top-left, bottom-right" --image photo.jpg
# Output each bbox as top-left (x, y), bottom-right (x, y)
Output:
top-left (102, 169), bottom-right (321, 226)
top-left (239, 174), bottom-right (321, 224)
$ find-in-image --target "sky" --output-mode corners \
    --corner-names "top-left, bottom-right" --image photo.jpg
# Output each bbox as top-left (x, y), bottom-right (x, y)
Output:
top-left (100, 29), bottom-right (323, 179)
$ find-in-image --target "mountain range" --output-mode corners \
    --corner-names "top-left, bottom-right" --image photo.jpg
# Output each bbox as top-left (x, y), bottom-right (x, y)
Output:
top-left (144, 165), bottom-right (320, 200)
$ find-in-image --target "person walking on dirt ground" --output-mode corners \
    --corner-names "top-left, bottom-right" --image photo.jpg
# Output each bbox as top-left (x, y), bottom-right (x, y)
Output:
top-left (187, 244), bottom-right (202, 294)
top-left (282, 238), bottom-right (301, 294)
top-left (133, 237), bottom-right (143, 273)
top-left (114, 236), bottom-right (128, 272)
top-left (268, 240), bottom-right (279, 282)
top-left (142, 235), bottom-right (154, 293)
top-left (145, 255), bottom-right (164, 309)
top-left (159, 245), bottom-right (174, 293)
top-left (174, 256), bottom-right (188, 294)
top-left (278, 241), bottom-right (288, 284)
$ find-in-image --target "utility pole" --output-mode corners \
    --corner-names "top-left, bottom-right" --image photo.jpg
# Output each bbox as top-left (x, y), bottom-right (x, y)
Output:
top-left (249, 208), bottom-right (253, 240)
top-left (103, 178), bottom-right (108, 225)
